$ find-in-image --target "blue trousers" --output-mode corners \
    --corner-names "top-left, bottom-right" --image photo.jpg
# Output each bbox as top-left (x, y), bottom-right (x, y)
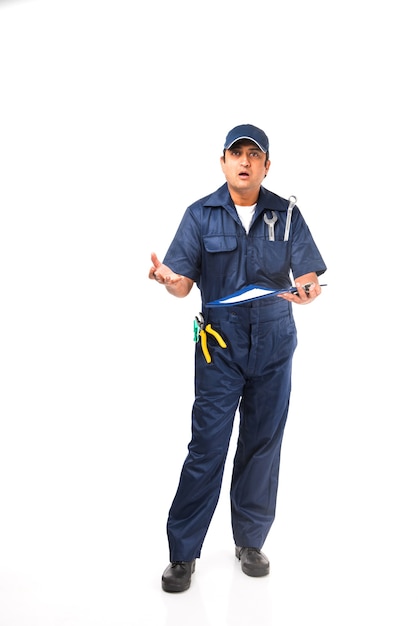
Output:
top-left (167, 298), bottom-right (298, 562)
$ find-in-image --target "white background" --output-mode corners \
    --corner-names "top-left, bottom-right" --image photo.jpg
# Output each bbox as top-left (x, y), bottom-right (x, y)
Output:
top-left (0, 1), bottom-right (417, 624)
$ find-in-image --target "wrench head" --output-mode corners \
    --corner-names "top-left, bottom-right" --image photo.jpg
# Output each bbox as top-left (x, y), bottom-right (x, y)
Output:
top-left (263, 210), bottom-right (278, 225)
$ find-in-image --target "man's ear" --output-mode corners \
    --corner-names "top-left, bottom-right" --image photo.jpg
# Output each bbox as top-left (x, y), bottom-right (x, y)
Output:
top-left (264, 159), bottom-right (271, 177)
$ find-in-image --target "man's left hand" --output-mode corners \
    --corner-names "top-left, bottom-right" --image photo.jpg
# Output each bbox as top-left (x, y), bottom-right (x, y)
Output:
top-left (277, 272), bottom-right (322, 305)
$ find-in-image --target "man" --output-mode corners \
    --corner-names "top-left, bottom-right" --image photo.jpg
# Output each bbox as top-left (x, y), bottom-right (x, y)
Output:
top-left (149, 124), bottom-right (327, 593)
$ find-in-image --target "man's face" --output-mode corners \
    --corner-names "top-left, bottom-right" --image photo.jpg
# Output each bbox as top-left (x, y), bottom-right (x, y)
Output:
top-left (220, 141), bottom-right (270, 195)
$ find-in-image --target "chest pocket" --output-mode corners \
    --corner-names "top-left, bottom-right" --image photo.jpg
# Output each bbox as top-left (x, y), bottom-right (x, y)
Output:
top-left (203, 235), bottom-right (238, 277)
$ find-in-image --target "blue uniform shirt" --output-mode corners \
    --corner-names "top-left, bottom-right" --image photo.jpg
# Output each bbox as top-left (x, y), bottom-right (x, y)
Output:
top-left (163, 182), bottom-right (327, 307)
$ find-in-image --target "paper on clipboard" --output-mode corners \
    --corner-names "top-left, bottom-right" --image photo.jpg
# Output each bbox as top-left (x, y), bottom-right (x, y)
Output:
top-left (207, 283), bottom-right (327, 306)
top-left (207, 284), bottom-right (288, 306)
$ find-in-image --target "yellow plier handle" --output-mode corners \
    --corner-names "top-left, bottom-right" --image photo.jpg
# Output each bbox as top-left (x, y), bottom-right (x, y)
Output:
top-left (205, 324), bottom-right (227, 348)
top-left (199, 328), bottom-right (212, 363)
top-left (195, 314), bottom-right (227, 364)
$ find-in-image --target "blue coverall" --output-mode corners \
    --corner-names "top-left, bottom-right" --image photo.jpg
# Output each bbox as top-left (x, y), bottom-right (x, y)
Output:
top-left (163, 182), bottom-right (327, 562)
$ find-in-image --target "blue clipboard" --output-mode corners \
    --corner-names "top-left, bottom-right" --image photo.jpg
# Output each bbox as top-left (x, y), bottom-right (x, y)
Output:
top-left (207, 283), bottom-right (327, 307)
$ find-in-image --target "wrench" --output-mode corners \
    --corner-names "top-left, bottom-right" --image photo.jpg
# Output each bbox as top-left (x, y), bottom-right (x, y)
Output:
top-left (284, 195), bottom-right (297, 241)
top-left (263, 210), bottom-right (278, 241)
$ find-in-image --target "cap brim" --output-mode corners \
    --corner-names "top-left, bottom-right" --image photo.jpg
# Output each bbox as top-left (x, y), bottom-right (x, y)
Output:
top-left (224, 136), bottom-right (267, 153)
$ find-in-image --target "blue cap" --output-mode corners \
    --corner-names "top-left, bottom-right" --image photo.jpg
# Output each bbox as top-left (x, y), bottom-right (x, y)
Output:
top-left (224, 124), bottom-right (269, 153)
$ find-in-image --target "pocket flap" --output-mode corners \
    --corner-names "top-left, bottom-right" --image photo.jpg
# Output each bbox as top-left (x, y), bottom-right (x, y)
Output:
top-left (203, 235), bottom-right (237, 253)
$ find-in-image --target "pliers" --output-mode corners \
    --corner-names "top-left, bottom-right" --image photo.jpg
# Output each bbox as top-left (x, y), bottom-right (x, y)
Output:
top-left (194, 312), bottom-right (227, 364)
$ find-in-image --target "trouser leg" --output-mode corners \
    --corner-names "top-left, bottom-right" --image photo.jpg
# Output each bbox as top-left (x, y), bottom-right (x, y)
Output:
top-left (231, 313), bottom-right (297, 548)
top-left (167, 347), bottom-right (244, 562)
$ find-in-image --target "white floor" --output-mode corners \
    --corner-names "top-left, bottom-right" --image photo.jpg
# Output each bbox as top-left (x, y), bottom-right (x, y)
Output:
top-left (1, 371), bottom-right (417, 626)
top-left (1, 488), bottom-right (417, 626)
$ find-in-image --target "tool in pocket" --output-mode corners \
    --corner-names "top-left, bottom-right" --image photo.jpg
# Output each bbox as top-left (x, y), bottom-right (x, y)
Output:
top-left (193, 312), bottom-right (227, 364)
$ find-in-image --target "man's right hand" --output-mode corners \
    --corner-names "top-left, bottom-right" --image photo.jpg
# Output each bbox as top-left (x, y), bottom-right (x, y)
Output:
top-left (149, 252), bottom-right (182, 284)
top-left (149, 252), bottom-right (194, 297)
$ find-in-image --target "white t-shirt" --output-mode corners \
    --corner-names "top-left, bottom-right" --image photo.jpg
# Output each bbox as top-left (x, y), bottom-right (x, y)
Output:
top-left (235, 203), bottom-right (257, 234)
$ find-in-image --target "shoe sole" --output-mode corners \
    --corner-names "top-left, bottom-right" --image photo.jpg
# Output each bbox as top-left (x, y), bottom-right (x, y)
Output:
top-left (241, 563), bottom-right (270, 577)
top-left (161, 580), bottom-right (192, 593)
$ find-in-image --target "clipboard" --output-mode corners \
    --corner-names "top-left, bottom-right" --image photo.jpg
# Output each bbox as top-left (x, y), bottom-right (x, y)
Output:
top-left (207, 283), bottom-right (327, 307)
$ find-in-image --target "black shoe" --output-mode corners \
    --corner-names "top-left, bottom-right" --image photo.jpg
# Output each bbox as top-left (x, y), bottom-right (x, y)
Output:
top-left (235, 546), bottom-right (270, 577)
top-left (161, 560), bottom-right (196, 593)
